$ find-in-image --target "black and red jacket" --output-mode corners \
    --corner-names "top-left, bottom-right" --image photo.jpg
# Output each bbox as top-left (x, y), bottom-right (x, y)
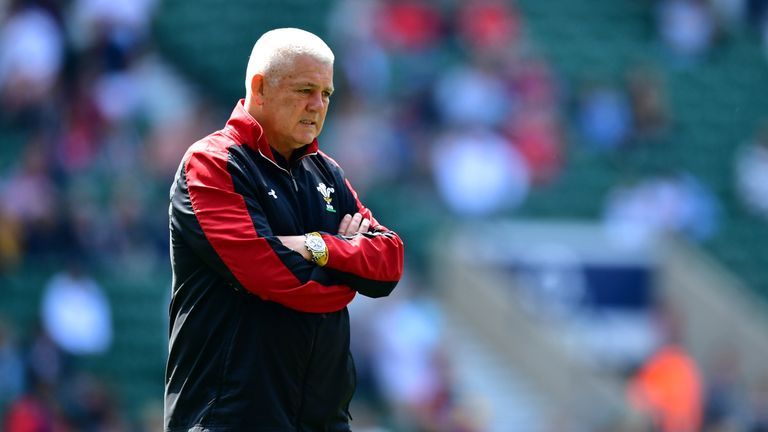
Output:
top-left (164, 100), bottom-right (404, 431)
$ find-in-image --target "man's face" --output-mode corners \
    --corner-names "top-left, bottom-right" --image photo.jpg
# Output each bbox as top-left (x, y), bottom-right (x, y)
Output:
top-left (259, 54), bottom-right (334, 157)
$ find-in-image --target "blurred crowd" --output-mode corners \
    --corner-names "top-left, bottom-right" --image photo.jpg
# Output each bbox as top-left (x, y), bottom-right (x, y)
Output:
top-left (1, 0), bottom-right (768, 430)
top-left (2, 0), bottom-right (768, 269)
top-left (0, 0), bottom-right (217, 274)
top-left (656, 0), bottom-right (768, 65)
top-left (0, 264), bottom-right (164, 431)
top-left (0, 0), bottom-right (206, 429)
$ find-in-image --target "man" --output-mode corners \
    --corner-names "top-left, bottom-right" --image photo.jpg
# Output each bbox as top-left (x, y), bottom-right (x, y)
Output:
top-left (165, 28), bottom-right (404, 431)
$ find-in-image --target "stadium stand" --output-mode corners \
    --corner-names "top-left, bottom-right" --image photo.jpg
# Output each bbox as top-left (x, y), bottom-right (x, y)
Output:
top-left (513, 0), bottom-right (768, 296)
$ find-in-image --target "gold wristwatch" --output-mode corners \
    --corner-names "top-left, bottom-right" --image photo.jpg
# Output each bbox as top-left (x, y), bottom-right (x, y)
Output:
top-left (304, 232), bottom-right (329, 267)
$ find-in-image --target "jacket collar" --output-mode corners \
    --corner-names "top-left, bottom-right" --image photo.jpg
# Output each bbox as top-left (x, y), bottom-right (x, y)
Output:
top-left (224, 99), bottom-right (319, 166)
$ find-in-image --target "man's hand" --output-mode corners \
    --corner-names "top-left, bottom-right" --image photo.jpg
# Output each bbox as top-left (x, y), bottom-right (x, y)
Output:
top-left (277, 213), bottom-right (369, 263)
top-left (277, 236), bottom-right (312, 261)
top-left (338, 213), bottom-right (370, 236)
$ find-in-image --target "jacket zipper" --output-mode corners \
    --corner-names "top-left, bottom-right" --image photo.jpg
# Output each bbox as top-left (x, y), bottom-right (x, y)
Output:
top-left (258, 149), bottom-right (316, 192)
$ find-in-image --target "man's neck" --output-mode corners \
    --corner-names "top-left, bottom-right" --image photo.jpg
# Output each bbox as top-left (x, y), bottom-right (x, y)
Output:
top-left (244, 97), bottom-right (296, 162)
top-left (272, 146), bottom-right (295, 166)
top-left (271, 146), bottom-right (301, 169)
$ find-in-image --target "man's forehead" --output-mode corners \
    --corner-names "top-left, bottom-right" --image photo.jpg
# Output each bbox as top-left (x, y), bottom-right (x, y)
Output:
top-left (283, 72), bottom-right (334, 89)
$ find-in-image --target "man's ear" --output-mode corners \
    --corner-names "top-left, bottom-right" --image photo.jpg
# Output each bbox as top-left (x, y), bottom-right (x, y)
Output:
top-left (250, 74), bottom-right (266, 104)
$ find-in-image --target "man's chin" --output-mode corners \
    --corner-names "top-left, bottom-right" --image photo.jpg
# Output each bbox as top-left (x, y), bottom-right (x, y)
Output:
top-left (295, 135), bottom-right (316, 146)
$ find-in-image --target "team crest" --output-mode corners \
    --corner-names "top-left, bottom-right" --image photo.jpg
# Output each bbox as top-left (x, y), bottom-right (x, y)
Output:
top-left (316, 183), bottom-right (336, 213)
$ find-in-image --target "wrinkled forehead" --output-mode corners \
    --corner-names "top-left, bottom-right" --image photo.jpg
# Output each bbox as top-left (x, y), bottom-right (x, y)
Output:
top-left (271, 54), bottom-right (334, 87)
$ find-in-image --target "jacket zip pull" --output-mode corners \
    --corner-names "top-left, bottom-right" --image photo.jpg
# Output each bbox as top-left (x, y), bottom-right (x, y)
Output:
top-left (291, 175), bottom-right (298, 191)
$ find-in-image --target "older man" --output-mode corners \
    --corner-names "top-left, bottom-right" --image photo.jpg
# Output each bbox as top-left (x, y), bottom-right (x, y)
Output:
top-left (165, 28), bottom-right (404, 431)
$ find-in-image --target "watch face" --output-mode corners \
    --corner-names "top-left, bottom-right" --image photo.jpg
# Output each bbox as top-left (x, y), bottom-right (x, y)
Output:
top-left (306, 236), bottom-right (324, 251)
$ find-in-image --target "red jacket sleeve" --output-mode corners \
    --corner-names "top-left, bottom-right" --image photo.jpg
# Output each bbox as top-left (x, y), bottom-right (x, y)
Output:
top-left (181, 145), bottom-right (355, 313)
top-left (322, 178), bottom-right (404, 286)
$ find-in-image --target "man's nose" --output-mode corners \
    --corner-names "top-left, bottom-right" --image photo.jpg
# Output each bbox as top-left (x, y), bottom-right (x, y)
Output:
top-left (307, 92), bottom-right (324, 111)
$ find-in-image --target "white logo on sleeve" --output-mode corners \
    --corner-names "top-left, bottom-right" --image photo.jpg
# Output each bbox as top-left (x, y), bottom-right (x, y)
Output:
top-left (268, 189), bottom-right (278, 199)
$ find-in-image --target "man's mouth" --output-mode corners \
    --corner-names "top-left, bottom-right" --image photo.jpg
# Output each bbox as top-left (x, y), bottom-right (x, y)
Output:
top-left (300, 120), bottom-right (316, 126)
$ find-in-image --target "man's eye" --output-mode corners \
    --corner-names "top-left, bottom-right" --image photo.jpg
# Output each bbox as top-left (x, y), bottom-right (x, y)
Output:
top-left (322, 91), bottom-right (331, 98)
top-left (299, 89), bottom-right (311, 94)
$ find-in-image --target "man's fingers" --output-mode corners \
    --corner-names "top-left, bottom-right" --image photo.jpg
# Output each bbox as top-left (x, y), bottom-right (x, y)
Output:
top-left (346, 213), bottom-right (362, 236)
top-left (338, 214), bottom-right (352, 235)
top-left (359, 218), bottom-right (371, 233)
top-left (339, 213), bottom-right (365, 236)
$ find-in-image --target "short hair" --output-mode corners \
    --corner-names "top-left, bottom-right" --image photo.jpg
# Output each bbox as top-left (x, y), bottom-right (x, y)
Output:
top-left (244, 28), bottom-right (334, 96)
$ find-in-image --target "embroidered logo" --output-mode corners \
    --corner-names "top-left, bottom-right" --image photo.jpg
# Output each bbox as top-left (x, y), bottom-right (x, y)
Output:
top-left (268, 189), bottom-right (278, 199)
top-left (316, 183), bottom-right (336, 213)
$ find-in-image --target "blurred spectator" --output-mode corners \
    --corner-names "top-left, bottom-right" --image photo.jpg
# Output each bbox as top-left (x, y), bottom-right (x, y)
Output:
top-left (710, 0), bottom-right (747, 33)
top-left (576, 77), bottom-right (633, 151)
top-left (337, 38), bottom-right (392, 103)
top-left (657, 0), bottom-right (717, 66)
top-left (64, 175), bottom-right (113, 261)
top-left (455, 0), bottom-right (522, 57)
top-left (433, 60), bottom-right (512, 128)
top-left (26, 323), bottom-right (67, 390)
top-left (93, 70), bottom-right (142, 126)
top-left (132, 52), bottom-right (202, 128)
top-left (630, 345), bottom-right (701, 432)
top-left (0, 5), bottom-right (64, 123)
top-left (0, 202), bottom-right (22, 269)
top-left (431, 127), bottom-right (530, 218)
top-left (505, 55), bottom-right (562, 184)
top-left (735, 120), bottom-right (768, 219)
top-left (702, 346), bottom-right (748, 431)
top-left (626, 65), bottom-right (671, 144)
top-left (0, 317), bottom-right (24, 413)
top-left (104, 176), bottom-right (163, 271)
top-left (507, 55), bottom-right (558, 110)
top-left (322, 97), bottom-right (403, 194)
top-left (142, 98), bottom-right (219, 182)
top-left (373, 0), bottom-right (445, 97)
top-left (6, 323), bottom-right (72, 431)
top-left (507, 106), bottom-right (563, 184)
top-left (41, 264), bottom-right (113, 355)
top-left (603, 171), bottom-right (719, 248)
top-left (55, 71), bottom-right (107, 173)
top-left (62, 372), bottom-right (130, 431)
top-left (369, 283), bottom-right (455, 431)
top-left (2, 138), bottom-right (56, 223)
top-left (627, 303), bottom-right (703, 432)
top-left (374, 0), bottom-right (443, 53)
top-left (327, 0), bottom-right (392, 103)
top-left (68, 0), bottom-right (157, 54)
top-left (3, 391), bottom-right (64, 432)
top-left (1, 136), bottom-right (63, 256)
top-left (327, 0), bottom-right (380, 43)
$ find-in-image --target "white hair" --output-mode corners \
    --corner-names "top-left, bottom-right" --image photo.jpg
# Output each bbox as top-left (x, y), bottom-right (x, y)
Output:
top-left (244, 28), bottom-right (334, 96)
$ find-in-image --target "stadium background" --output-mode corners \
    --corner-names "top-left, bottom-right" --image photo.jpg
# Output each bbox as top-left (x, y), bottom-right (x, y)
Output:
top-left (1, 0), bottom-right (768, 430)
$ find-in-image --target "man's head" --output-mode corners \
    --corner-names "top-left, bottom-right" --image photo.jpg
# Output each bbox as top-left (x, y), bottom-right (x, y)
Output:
top-left (244, 28), bottom-right (335, 159)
